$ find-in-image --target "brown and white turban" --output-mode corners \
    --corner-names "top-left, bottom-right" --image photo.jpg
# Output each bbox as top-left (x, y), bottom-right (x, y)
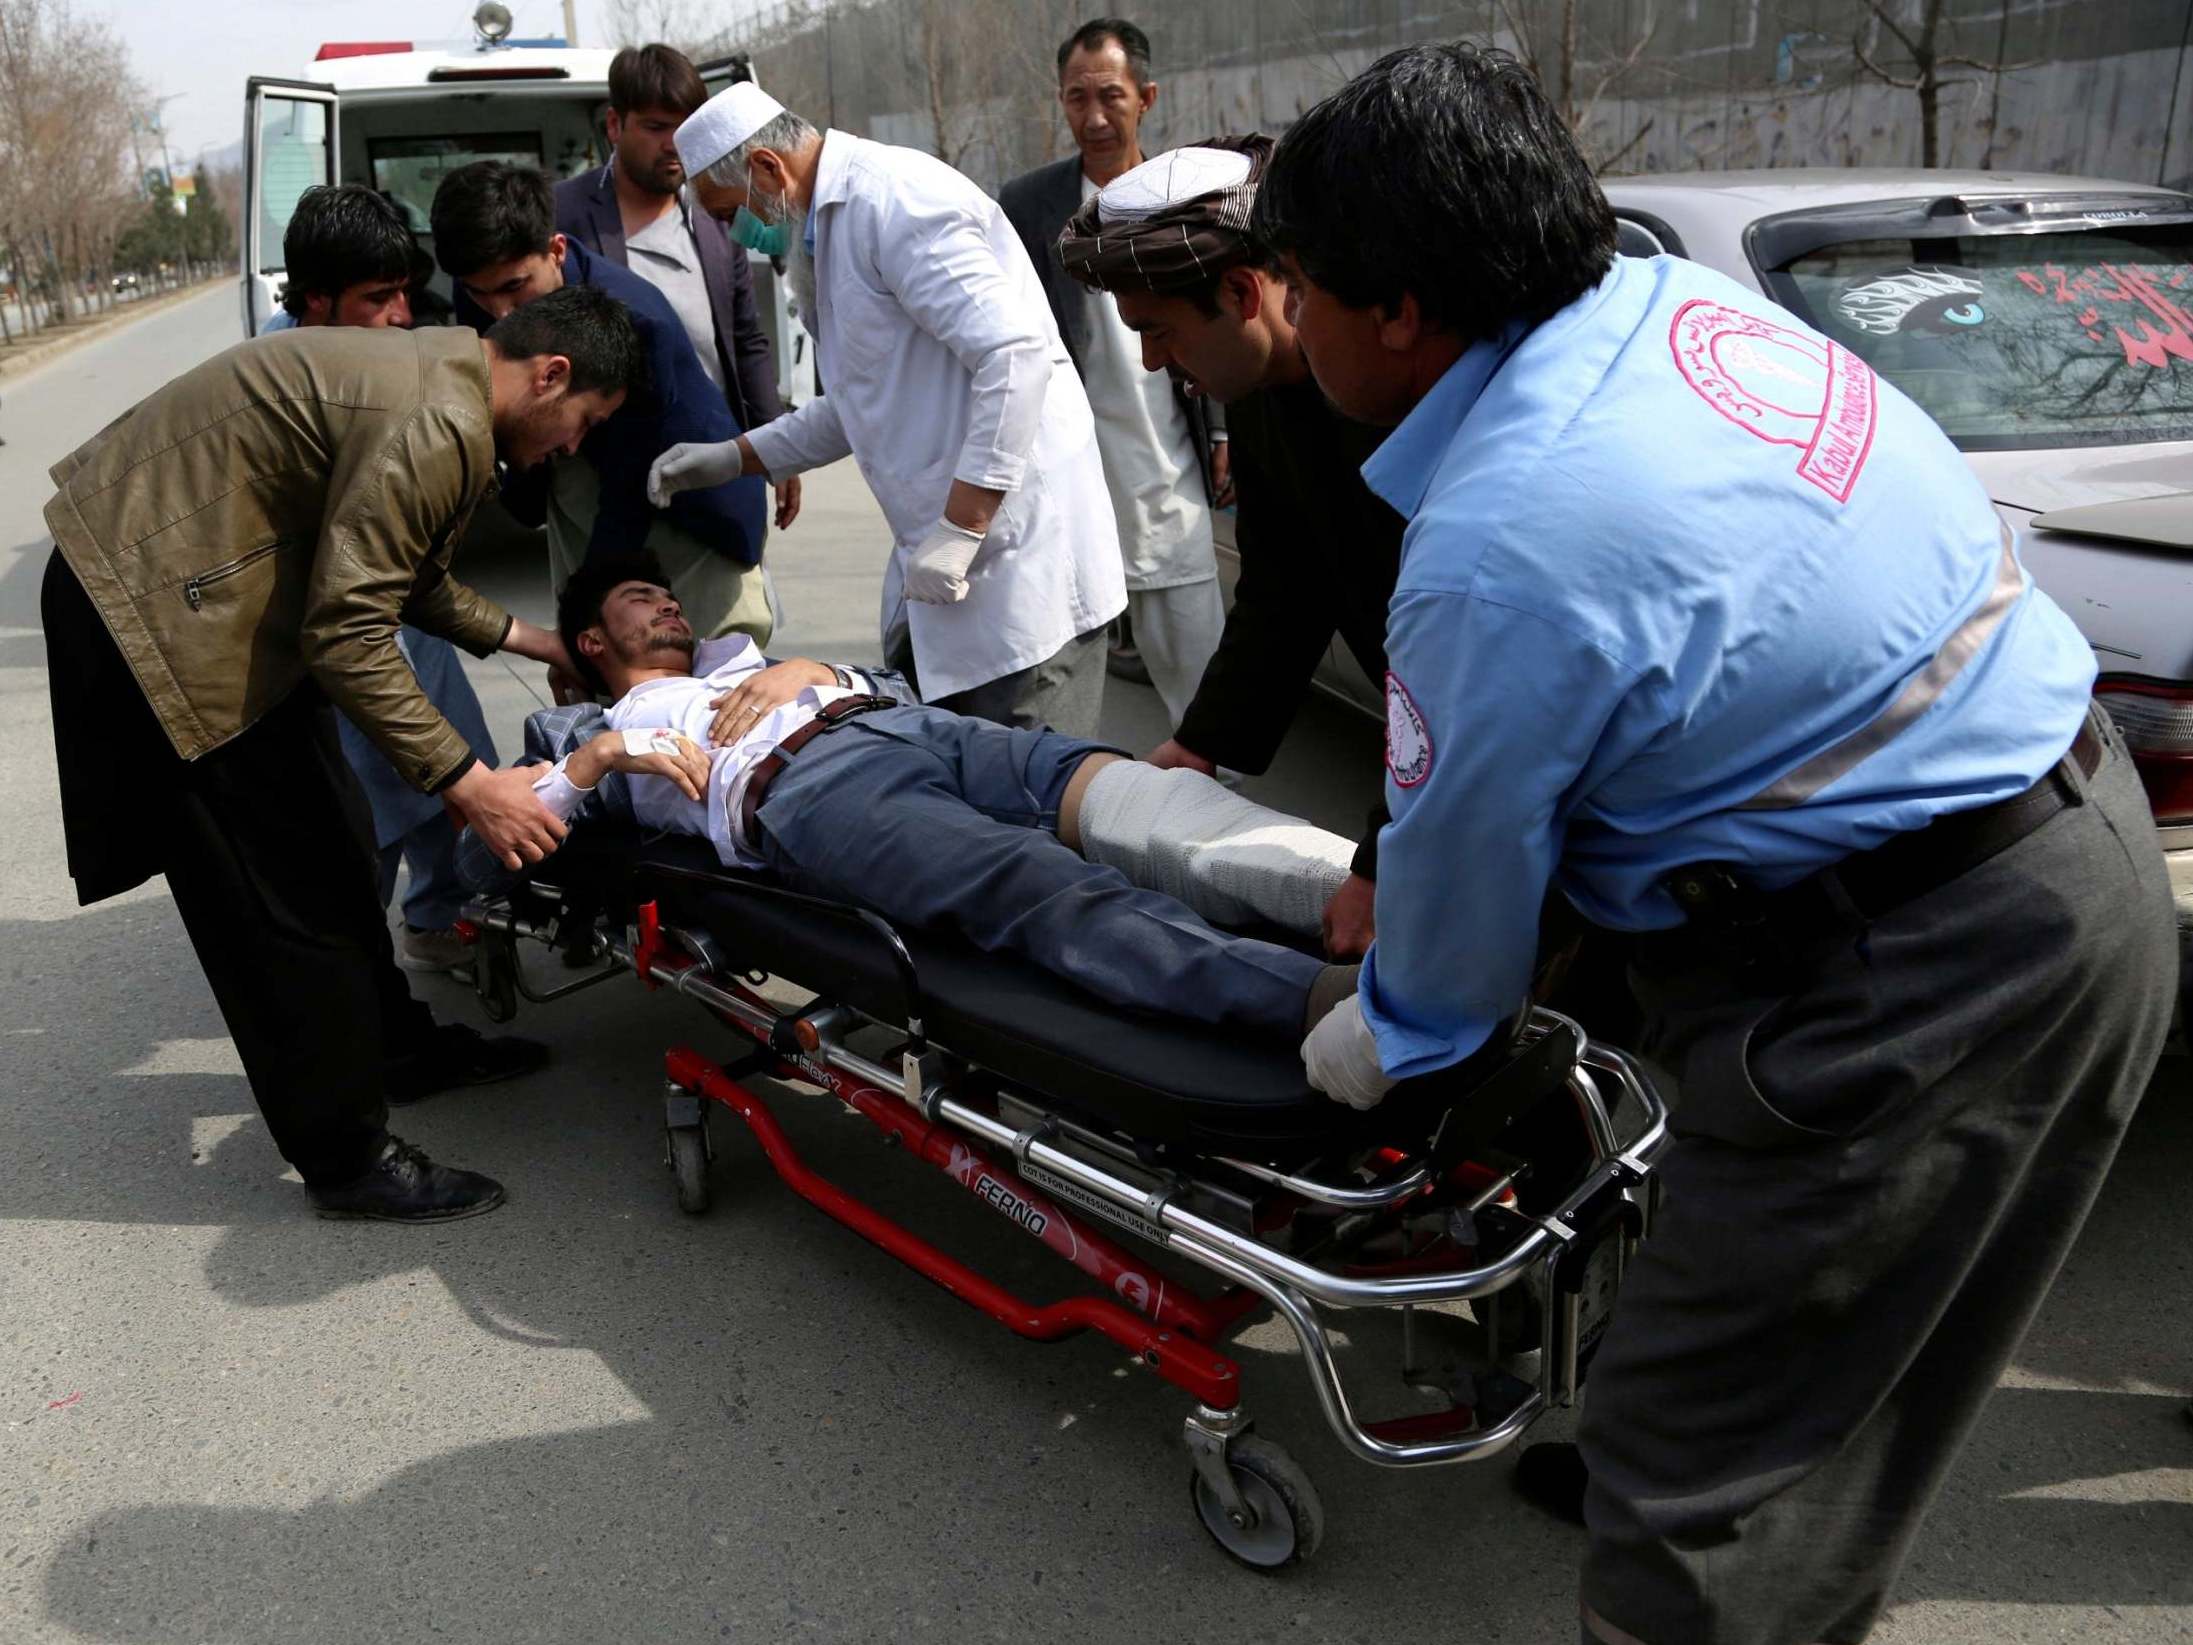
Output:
top-left (1057, 135), bottom-right (1275, 295)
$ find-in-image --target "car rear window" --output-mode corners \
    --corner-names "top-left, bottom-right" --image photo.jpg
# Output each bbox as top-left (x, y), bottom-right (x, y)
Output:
top-left (1770, 223), bottom-right (2193, 451)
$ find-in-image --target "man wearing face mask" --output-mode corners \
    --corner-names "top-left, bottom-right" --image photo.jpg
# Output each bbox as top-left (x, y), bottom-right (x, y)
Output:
top-left (647, 83), bottom-right (1126, 736)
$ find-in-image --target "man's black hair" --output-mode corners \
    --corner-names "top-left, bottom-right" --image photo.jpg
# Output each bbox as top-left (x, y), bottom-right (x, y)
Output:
top-left (609, 43), bottom-right (708, 116)
top-left (485, 284), bottom-right (652, 402)
top-left (557, 548), bottom-right (676, 696)
top-left (280, 184), bottom-right (423, 316)
top-left (1058, 17), bottom-right (1151, 85)
top-left (1252, 42), bottom-right (1615, 344)
top-left (430, 160), bottom-right (557, 279)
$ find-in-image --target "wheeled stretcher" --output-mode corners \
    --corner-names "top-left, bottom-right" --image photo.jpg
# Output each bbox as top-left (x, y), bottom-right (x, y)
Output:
top-left (461, 823), bottom-right (1669, 1568)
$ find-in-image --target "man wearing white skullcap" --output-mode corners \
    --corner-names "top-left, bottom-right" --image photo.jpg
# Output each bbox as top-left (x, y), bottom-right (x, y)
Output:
top-left (1056, 137), bottom-right (1406, 964)
top-left (648, 81), bottom-right (1127, 735)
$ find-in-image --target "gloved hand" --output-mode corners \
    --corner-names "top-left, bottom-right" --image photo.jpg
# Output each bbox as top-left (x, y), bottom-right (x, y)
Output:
top-left (647, 440), bottom-right (746, 508)
top-left (1302, 994), bottom-right (1396, 1111)
top-left (904, 519), bottom-right (986, 605)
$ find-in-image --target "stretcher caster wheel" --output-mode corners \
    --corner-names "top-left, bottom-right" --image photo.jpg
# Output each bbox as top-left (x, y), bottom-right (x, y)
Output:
top-left (1189, 1434), bottom-right (1324, 1571)
top-left (668, 1125), bottom-right (711, 1215)
top-left (477, 946), bottom-right (517, 1024)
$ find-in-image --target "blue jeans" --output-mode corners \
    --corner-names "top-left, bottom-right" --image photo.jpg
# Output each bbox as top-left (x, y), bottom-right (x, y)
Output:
top-left (377, 816), bottom-right (467, 932)
top-left (752, 706), bottom-right (1323, 1036)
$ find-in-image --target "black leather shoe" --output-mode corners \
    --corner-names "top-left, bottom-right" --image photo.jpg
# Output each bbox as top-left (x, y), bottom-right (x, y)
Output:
top-left (386, 1023), bottom-right (550, 1108)
top-left (309, 1136), bottom-right (506, 1222)
top-left (1513, 1440), bottom-right (1589, 1526)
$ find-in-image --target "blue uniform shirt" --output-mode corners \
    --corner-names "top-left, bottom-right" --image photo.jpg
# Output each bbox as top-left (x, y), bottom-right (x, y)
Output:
top-left (1359, 254), bottom-right (2096, 1078)
top-left (460, 240), bottom-right (768, 565)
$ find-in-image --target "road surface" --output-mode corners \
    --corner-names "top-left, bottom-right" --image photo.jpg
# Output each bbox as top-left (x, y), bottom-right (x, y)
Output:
top-left (1, 285), bottom-right (2185, 1645)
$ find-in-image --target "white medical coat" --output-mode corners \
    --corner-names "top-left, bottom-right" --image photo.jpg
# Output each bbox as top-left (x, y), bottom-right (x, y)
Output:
top-left (742, 131), bottom-right (1126, 701)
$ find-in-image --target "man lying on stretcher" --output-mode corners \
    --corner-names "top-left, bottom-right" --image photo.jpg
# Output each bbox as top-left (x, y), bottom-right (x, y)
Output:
top-left (459, 552), bottom-right (1359, 1038)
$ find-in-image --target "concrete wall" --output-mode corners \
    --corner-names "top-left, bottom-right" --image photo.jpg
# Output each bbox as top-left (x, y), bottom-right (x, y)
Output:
top-left (703, 0), bottom-right (2193, 194)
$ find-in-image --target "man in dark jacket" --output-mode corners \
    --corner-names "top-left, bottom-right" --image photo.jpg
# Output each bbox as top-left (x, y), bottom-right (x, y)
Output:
top-left (434, 159), bottom-right (772, 643)
top-left (554, 43), bottom-right (798, 531)
top-left (40, 288), bottom-right (647, 1221)
top-left (1059, 136), bottom-right (1401, 959)
top-left (999, 18), bottom-right (1229, 731)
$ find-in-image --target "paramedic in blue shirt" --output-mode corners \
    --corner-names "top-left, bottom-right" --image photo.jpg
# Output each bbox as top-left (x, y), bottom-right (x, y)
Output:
top-left (432, 160), bottom-right (772, 646)
top-left (1260, 43), bottom-right (2174, 1645)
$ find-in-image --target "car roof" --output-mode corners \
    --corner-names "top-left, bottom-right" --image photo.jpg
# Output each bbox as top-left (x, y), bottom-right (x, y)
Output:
top-left (1601, 168), bottom-right (2187, 211)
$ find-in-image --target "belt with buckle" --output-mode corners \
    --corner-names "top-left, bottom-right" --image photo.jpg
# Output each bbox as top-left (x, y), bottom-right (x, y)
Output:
top-left (738, 694), bottom-right (898, 849)
top-left (1659, 711), bottom-right (2107, 947)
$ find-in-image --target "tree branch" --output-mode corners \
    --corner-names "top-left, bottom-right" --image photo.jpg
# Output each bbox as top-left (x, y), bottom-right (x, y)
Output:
top-left (1852, 35), bottom-right (1923, 92)
top-left (1860, 0), bottom-right (1923, 63)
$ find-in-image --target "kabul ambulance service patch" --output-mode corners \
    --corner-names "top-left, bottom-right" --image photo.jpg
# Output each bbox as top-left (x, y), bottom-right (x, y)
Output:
top-left (1386, 672), bottom-right (1433, 788)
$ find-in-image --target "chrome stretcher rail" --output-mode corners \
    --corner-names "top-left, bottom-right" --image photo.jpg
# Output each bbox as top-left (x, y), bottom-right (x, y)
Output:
top-left (467, 889), bottom-right (1673, 1560)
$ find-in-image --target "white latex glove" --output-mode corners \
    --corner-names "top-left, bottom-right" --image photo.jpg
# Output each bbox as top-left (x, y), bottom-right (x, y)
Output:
top-left (904, 519), bottom-right (986, 605)
top-left (1302, 994), bottom-right (1396, 1111)
top-left (647, 440), bottom-right (745, 509)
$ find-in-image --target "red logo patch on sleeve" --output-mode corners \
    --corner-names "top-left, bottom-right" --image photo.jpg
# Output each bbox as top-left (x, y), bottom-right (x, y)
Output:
top-left (1385, 672), bottom-right (1433, 788)
top-left (1668, 298), bottom-right (1878, 503)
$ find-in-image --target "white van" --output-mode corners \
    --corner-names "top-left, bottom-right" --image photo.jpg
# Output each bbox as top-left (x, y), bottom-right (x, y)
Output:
top-left (240, 23), bottom-right (815, 405)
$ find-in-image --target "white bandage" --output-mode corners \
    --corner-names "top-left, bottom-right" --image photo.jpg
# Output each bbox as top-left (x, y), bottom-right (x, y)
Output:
top-left (1076, 761), bottom-right (1354, 937)
top-left (622, 728), bottom-right (684, 757)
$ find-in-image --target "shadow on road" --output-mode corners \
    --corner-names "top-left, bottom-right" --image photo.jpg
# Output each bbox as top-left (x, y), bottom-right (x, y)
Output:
top-left (8, 880), bottom-right (2189, 1637)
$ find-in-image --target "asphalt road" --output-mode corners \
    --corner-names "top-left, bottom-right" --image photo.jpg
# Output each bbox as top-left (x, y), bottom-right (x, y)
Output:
top-left (2, 285), bottom-right (2186, 1645)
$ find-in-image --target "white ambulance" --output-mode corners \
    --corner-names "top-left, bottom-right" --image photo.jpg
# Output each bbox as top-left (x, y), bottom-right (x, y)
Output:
top-left (239, 9), bottom-right (815, 404)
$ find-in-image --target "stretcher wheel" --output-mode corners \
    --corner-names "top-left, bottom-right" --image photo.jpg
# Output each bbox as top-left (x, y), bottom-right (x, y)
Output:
top-left (668, 1125), bottom-right (711, 1215)
top-left (477, 946), bottom-right (517, 1024)
top-left (1189, 1434), bottom-right (1324, 1570)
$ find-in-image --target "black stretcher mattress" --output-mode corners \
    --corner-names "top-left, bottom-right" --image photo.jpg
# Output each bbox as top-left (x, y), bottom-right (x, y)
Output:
top-left (516, 824), bottom-right (1370, 1161)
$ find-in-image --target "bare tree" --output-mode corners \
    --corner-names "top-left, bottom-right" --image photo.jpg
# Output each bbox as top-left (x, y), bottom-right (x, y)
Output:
top-left (603, 0), bottom-right (703, 51)
top-left (0, 0), bottom-right (138, 329)
top-left (1852, 0), bottom-right (2037, 169)
top-left (1495, 0), bottom-right (1661, 173)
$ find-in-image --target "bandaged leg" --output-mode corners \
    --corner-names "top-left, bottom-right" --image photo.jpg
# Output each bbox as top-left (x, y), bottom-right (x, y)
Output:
top-left (1074, 761), bottom-right (1355, 938)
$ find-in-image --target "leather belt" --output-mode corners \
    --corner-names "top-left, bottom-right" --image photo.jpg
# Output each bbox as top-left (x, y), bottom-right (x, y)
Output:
top-left (1663, 711), bottom-right (2107, 938)
top-left (738, 694), bottom-right (898, 849)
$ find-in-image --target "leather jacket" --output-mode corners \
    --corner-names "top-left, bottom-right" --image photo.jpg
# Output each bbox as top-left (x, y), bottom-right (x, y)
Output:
top-left (44, 326), bottom-right (511, 792)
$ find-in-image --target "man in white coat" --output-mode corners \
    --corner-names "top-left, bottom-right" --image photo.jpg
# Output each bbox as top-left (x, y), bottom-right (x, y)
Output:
top-left (648, 83), bottom-right (1127, 735)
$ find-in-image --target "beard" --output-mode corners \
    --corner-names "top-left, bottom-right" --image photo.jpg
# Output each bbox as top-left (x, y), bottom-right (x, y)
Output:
top-left (642, 627), bottom-right (696, 663)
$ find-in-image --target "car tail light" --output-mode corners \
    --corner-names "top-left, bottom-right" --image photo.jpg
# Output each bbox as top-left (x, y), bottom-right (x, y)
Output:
top-left (2093, 680), bottom-right (2193, 821)
top-left (315, 41), bottom-right (412, 58)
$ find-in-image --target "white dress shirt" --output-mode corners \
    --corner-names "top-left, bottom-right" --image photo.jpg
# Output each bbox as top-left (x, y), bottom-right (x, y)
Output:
top-left (531, 637), bottom-right (863, 868)
top-left (742, 131), bottom-right (1126, 700)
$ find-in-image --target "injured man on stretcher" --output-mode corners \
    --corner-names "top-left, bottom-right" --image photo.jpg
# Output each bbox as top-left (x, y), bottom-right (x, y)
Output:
top-left (459, 553), bottom-right (1359, 1039)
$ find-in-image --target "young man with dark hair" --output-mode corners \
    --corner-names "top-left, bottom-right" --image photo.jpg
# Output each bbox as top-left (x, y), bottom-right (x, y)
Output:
top-left (1058, 136), bottom-right (1402, 960)
top-left (1000, 18), bottom-right (1227, 736)
top-left (1255, 42), bottom-right (2171, 1645)
top-left (431, 159), bottom-right (771, 644)
top-left (556, 43), bottom-right (794, 531)
top-left (264, 183), bottom-right (426, 330)
top-left (40, 284), bottom-right (646, 1224)
top-left (463, 553), bottom-right (1359, 1036)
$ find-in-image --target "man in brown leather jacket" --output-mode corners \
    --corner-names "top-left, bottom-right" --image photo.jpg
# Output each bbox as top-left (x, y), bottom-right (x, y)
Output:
top-left (40, 283), bottom-right (647, 1222)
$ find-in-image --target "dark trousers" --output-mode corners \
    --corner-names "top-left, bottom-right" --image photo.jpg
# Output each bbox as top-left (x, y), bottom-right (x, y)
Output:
top-left (42, 550), bottom-right (428, 1186)
top-left (884, 622), bottom-right (1110, 738)
top-left (752, 705), bottom-right (1324, 1035)
top-left (1577, 714), bottom-right (2176, 1645)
